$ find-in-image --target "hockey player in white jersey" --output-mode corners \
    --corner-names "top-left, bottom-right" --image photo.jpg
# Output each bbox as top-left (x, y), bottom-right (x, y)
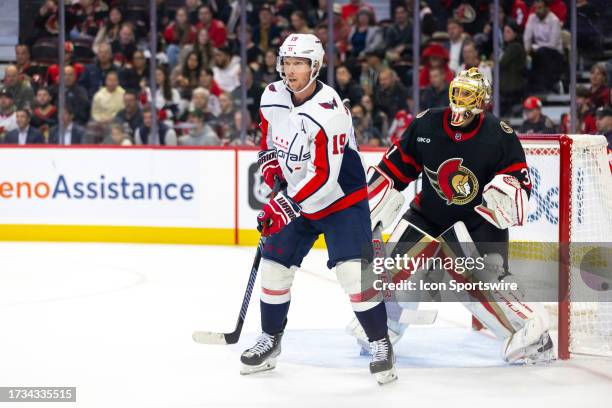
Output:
top-left (240, 33), bottom-right (397, 384)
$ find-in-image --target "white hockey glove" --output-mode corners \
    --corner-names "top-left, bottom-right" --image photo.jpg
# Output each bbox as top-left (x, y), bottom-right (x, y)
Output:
top-left (367, 166), bottom-right (405, 231)
top-left (475, 174), bottom-right (528, 229)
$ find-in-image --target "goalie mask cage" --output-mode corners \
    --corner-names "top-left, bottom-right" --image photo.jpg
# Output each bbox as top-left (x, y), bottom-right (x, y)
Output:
top-left (474, 134), bottom-right (612, 359)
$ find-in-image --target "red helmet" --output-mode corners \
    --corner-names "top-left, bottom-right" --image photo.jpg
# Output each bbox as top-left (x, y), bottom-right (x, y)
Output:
top-left (523, 96), bottom-right (542, 110)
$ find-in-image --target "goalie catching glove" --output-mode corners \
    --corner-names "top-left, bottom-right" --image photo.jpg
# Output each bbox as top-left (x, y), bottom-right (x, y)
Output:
top-left (257, 192), bottom-right (301, 237)
top-left (475, 174), bottom-right (528, 229)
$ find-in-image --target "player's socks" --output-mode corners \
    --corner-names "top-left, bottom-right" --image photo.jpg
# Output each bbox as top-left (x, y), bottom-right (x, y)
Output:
top-left (261, 300), bottom-right (290, 334)
top-left (353, 301), bottom-right (388, 341)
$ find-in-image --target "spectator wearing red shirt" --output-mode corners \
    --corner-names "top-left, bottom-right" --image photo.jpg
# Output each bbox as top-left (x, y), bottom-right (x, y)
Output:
top-left (164, 7), bottom-right (197, 68)
top-left (560, 86), bottom-right (597, 134)
top-left (589, 63), bottom-right (609, 109)
top-left (388, 108), bottom-right (413, 146)
top-left (195, 5), bottom-right (227, 48)
top-left (418, 43), bottom-right (455, 89)
top-left (46, 42), bottom-right (85, 86)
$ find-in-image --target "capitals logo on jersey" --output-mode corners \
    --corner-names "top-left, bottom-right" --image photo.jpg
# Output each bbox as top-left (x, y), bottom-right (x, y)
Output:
top-left (424, 158), bottom-right (479, 205)
top-left (319, 98), bottom-right (338, 110)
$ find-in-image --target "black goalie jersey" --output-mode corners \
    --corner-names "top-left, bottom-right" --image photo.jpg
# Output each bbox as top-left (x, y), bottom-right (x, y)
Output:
top-left (378, 107), bottom-right (532, 231)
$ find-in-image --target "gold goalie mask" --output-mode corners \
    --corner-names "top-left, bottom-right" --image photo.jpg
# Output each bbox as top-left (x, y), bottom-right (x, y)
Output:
top-left (448, 67), bottom-right (492, 127)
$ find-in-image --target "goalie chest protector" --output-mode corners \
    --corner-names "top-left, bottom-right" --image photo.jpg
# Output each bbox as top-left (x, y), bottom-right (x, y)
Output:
top-left (378, 107), bottom-right (531, 230)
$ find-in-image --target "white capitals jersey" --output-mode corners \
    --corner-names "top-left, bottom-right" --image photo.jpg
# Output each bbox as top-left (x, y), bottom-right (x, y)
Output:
top-left (260, 80), bottom-right (367, 219)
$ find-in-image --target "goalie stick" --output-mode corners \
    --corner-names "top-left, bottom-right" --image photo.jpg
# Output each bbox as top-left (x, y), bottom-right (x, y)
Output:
top-left (192, 178), bottom-right (283, 345)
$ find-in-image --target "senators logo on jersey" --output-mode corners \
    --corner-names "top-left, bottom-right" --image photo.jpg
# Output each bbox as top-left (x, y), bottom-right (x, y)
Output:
top-left (424, 158), bottom-right (479, 205)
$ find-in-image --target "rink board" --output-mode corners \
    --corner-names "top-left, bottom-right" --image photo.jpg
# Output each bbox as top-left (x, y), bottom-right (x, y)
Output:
top-left (0, 145), bottom-right (559, 244)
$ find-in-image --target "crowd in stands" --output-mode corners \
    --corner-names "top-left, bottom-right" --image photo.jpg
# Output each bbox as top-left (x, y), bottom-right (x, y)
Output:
top-left (1, 0), bottom-right (611, 147)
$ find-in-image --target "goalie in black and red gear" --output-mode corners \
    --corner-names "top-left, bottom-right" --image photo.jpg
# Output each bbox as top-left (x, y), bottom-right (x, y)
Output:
top-left (348, 68), bottom-right (555, 364)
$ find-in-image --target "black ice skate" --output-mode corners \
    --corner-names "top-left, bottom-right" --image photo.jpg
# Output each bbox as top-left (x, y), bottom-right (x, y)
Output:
top-left (240, 331), bottom-right (283, 375)
top-left (369, 335), bottom-right (398, 385)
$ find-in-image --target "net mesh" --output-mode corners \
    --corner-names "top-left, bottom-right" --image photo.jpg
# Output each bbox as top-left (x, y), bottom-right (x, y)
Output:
top-left (518, 135), bottom-right (612, 357)
top-left (565, 135), bottom-right (612, 356)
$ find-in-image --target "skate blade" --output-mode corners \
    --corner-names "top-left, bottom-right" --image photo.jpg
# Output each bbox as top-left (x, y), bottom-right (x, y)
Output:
top-left (240, 358), bottom-right (277, 375)
top-left (524, 350), bottom-right (557, 366)
top-left (374, 367), bottom-right (398, 385)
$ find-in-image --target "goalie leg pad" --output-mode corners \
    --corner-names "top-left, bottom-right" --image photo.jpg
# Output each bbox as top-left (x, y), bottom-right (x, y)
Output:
top-left (503, 311), bottom-right (555, 364)
top-left (439, 222), bottom-right (554, 363)
top-left (386, 219), bottom-right (440, 301)
top-left (438, 222), bottom-right (546, 340)
top-left (260, 259), bottom-right (297, 304)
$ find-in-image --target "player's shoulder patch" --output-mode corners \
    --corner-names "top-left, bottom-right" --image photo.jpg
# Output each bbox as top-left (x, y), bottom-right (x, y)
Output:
top-left (500, 121), bottom-right (514, 134)
top-left (416, 109), bottom-right (430, 119)
top-left (319, 98), bottom-right (339, 110)
top-left (268, 83), bottom-right (277, 92)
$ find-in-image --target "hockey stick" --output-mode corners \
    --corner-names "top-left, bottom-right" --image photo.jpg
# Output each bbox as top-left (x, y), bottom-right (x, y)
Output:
top-left (192, 178), bottom-right (283, 345)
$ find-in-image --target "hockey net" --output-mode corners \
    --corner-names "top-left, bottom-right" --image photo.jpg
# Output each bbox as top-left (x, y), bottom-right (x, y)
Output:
top-left (512, 134), bottom-right (612, 359)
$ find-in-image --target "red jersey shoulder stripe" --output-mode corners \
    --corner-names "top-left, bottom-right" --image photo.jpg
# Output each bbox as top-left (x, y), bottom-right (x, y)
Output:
top-left (496, 162), bottom-right (528, 175)
top-left (393, 141), bottom-right (423, 172)
top-left (382, 156), bottom-right (414, 184)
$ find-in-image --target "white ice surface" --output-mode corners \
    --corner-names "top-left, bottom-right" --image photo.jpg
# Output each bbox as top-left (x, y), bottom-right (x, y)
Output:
top-left (0, 242), bottom-right (611, 408)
